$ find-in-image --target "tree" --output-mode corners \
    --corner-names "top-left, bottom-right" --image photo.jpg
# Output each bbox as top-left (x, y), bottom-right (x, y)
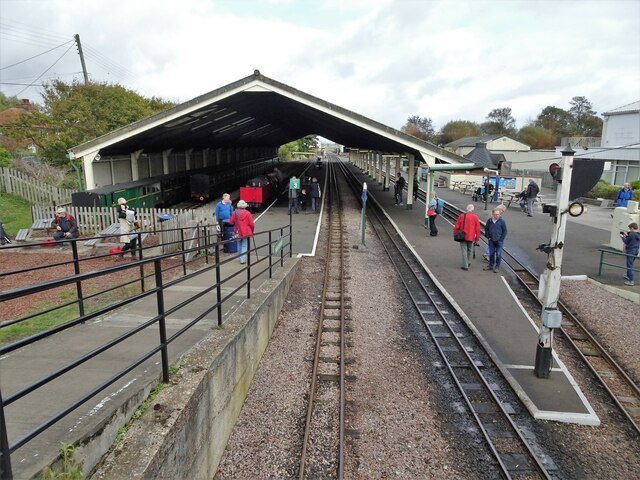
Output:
top-left (3, 79), bottom-right (174, 166)
top-left (439, 120), bottom-right (481, 144)
top-left (401, 115), bottom-right (436, 142)
top-left (0, 92), bottom-right (21, 111)
top-left (278, 135), bottom-right (318, 160)
top-left (517, 126), bottom-right (556, 149)
top-left (534, 106), bottom-right (573, 139)
top-left (568, 96), bottom-right (602, 136)
top-left (481, 107), bottom-right (516, 135)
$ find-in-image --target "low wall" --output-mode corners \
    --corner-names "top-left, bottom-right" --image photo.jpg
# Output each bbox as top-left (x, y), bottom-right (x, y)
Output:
top-left (89, 257), bottom-right (300, 479)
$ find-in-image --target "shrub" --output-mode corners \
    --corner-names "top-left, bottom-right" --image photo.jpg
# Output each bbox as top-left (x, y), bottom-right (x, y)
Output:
top-left (0, 147), bottom-right (10, 167)
top-left (585, 179), bottom-right (619, 200)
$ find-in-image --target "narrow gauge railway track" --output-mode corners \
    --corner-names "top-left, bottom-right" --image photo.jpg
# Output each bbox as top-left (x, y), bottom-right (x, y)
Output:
top-left (299, 161), bottom-right (349, 479)
top-left (441, 203), bottom-right (640, 435)
top-left (339, 163), bottom-right (552, 479)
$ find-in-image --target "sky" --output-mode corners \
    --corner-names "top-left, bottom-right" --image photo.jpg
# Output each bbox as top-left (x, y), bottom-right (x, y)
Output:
top-left (1, 0), bottom-right (639, 135)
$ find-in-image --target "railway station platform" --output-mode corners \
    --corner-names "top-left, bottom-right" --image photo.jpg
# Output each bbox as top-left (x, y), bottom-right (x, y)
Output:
top-left (350, 163), bottom-right (607, 426)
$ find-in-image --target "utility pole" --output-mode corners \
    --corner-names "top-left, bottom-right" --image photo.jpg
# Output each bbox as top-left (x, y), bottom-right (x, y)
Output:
top-left (74, 34), bottom-right (89, 84)
top-left (534, 145), bottom-right (574, 378)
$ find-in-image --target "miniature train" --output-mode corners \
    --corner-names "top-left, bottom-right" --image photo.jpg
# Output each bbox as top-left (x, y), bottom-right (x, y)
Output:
top-left (239, 169), bottom-right (284, 210)
top-left (72, 157), bottom-right (279, 209)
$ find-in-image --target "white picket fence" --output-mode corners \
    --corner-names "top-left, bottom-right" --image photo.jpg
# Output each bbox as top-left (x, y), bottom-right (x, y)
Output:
top-left (31, 205), bottom-right (213, 234)
top-left (0, 167), bottom-right (74, 204)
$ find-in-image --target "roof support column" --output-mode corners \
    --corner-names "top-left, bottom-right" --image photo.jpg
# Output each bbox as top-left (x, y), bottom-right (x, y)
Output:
top-left (130, 149), bottom-right (143, 182)
top-left (356, 150), bottom-right (362, 170)
top-left (406, 153), bottom-right (415, 209)
top-left (81, 151), bottom-right (100, 190)
top-left (376, 152), bottom-right (383, 185)
top-left (185, 149), bottom-right (193, 171)
top-left (384, 155), bottom-right (391, 191)
top-left (162, 149), bottom-right (173, 175)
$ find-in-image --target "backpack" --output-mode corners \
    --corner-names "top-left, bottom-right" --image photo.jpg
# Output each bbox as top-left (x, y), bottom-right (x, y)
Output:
top-left (436, 198), bottom-right (444, 215)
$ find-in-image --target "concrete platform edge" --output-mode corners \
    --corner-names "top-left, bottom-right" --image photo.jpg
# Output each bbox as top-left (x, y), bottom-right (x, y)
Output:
top-left (87, 257), bottom-right (301, 479)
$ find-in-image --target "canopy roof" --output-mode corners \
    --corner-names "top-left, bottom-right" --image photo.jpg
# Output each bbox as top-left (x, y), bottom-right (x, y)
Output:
top-left (69, 70), bottom-right (466, 164)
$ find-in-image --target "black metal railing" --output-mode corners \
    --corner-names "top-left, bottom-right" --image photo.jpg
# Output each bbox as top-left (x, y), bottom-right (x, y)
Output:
top-left (0, 222), bottom-right (292, 479)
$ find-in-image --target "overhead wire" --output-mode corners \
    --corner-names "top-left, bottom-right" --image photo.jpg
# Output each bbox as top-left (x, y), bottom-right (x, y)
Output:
top-left (0, 39), bottom-right (75, 71)
top-left (15, 42), bottom-right (76, 97)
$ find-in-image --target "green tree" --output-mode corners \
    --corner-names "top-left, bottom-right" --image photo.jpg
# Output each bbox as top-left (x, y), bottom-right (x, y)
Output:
top-left (3, 80), bottom-right (174, 166)
top-left (0, 92), bottom-right (21, 110)
top-left (278, 135), bottom-right (318, 160)
top-left (517, 125), bottom-right (556, 149)
top-left (439, 120), bottom-right (481, 144)
top-left (481, 107), bottom-right (516, 135)
top-left (401, 115), bottom-right (436, 142)
top-left (535, 105), bottom-right (573, 139)
top-left (0, 146), bottom-right (11, 167)
top-left (568, 96), bottom-right (602, 136)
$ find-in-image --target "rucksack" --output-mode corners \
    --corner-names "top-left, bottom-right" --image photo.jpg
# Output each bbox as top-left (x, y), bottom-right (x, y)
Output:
top-left (436, 198), bottom-right (444, 214)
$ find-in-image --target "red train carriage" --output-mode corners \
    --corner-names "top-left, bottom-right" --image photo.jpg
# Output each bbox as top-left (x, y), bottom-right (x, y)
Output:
top-left (239, 172), bottom-right (281, 210)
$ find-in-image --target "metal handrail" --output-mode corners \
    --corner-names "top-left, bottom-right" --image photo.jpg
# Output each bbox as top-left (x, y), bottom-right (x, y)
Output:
top-left (0, 222), bottom-right (292, 479)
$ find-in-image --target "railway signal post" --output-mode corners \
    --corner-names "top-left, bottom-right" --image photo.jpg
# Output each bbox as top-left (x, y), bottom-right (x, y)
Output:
top-left (534, 146), bottom-right (574, 378)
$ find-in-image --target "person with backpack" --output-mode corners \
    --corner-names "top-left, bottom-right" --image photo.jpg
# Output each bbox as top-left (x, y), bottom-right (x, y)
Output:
top-left (427, 192), bottom-right (444, 236)
top-left (525, 179), bottom-right (540, 217)
top-left (227, 200), bottom-right (255, 264)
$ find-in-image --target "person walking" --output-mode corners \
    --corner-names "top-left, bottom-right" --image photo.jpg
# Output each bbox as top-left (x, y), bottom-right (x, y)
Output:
top-left (483, 204), bottom-right (506, 261)
top-left (227, 199), bottom-right (255, 264)
top-left (427, 192), bottom-right (443, 236)
top-left (309, 177), bottom-right (321, 213)
top-left (288, 176), bottom-right (300, 214)
top-left (395, 173), bottom-right (405, 206)
top-left (453, 204), bottom-right (481, 271)
top-left (621, 222), bottom-right (639, 286)
top-left (413, 174), bottom-right (420, 201)
top-left (615, 182), bottom-right (634, 208)
top-left (483, 208), bottom-right (508, 273)
top-left (525, 179), bottom-right (539, 217)
top-left (116, 197), bottom-right (139, 258)
top-left (51, 207), bottom-right (79, 248)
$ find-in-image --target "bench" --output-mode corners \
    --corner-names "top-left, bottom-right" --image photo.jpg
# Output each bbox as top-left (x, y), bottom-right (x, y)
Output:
top-left (31, 218), bottom-right (54, 231)
top-left (15, 229), bottom-right (29, 241)
top-left (85, 223), bottom-right (149, 253)
top-left (434, 176), bottom-right (447, 188)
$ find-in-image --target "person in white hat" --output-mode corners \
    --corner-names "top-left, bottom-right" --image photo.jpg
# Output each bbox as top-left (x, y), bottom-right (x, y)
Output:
top-left (227, 199), bottom-right (255, 264)
top-left (115, 197), bottom-right (139, 258)
top-left (51, 206), bottom-right (79, 246)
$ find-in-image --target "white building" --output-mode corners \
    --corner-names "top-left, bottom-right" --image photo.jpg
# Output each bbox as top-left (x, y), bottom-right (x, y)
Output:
top-left (557, 101), bottom-right (640, 186)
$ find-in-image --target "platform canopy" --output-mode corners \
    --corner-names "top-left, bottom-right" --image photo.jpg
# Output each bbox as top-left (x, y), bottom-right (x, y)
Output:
top-left (69, 70), bottom-right (467, 165)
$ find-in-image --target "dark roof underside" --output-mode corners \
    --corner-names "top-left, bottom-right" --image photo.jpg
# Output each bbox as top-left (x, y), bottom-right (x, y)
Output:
top-left (71, 71), bottom-right (467, 164)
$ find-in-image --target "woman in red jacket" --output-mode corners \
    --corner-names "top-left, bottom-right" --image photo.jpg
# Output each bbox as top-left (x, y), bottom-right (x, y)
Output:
top-left (227, 200), bottom-right (255, 264)
top-left (453, 204), bottom-right (481, 271)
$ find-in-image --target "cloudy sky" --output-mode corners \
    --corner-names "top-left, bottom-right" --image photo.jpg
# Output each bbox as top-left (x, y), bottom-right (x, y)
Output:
top-left (1, 0), bottom-right (638, 134)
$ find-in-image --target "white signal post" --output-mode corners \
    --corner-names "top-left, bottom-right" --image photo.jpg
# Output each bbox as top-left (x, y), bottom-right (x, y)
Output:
top-left (534, 146), bottom-right (574, 378)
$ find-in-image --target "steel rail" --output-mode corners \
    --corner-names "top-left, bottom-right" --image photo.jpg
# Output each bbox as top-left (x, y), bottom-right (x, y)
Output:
top-left (339, 162), bottom-right (551, 479)
top-left (442, 202), bottom-right (640, 435)
top-left (299, 160), bottom-right (347, 479)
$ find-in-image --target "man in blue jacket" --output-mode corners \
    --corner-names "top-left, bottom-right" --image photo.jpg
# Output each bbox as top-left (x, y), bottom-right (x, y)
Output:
top-left (615, 182), bottom-right (634, 207)
top-left (483, 208), bottom-right (507, 273)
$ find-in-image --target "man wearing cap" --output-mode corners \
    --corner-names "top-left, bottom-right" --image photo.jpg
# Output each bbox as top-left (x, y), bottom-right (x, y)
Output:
top-left (51, 207), bottom-right (79, 245)
top-left (227, 200), bottom-right (255, 264)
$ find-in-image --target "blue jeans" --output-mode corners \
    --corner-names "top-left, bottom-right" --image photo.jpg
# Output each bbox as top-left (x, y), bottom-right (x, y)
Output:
top-left (488, 240), bottom-right (503, 267)
top-left (626, 248), bottom-right (638, 282)
top-left (311, 197), bottom-right (319, 212)
top-left (526, 197), bottom-right (535, 215)
top-left (288, 197), bottom-right (298, 214)
top-left (239, 238), bottom-right (249, 264)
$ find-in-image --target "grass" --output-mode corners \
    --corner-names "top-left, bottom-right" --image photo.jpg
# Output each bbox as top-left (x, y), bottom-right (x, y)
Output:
top-left (42, 443), bottom-right (84, 480)
top-left (0, 283), bottom-right (143, 347)
top-left (0, 191), bottom-right (33, 235)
